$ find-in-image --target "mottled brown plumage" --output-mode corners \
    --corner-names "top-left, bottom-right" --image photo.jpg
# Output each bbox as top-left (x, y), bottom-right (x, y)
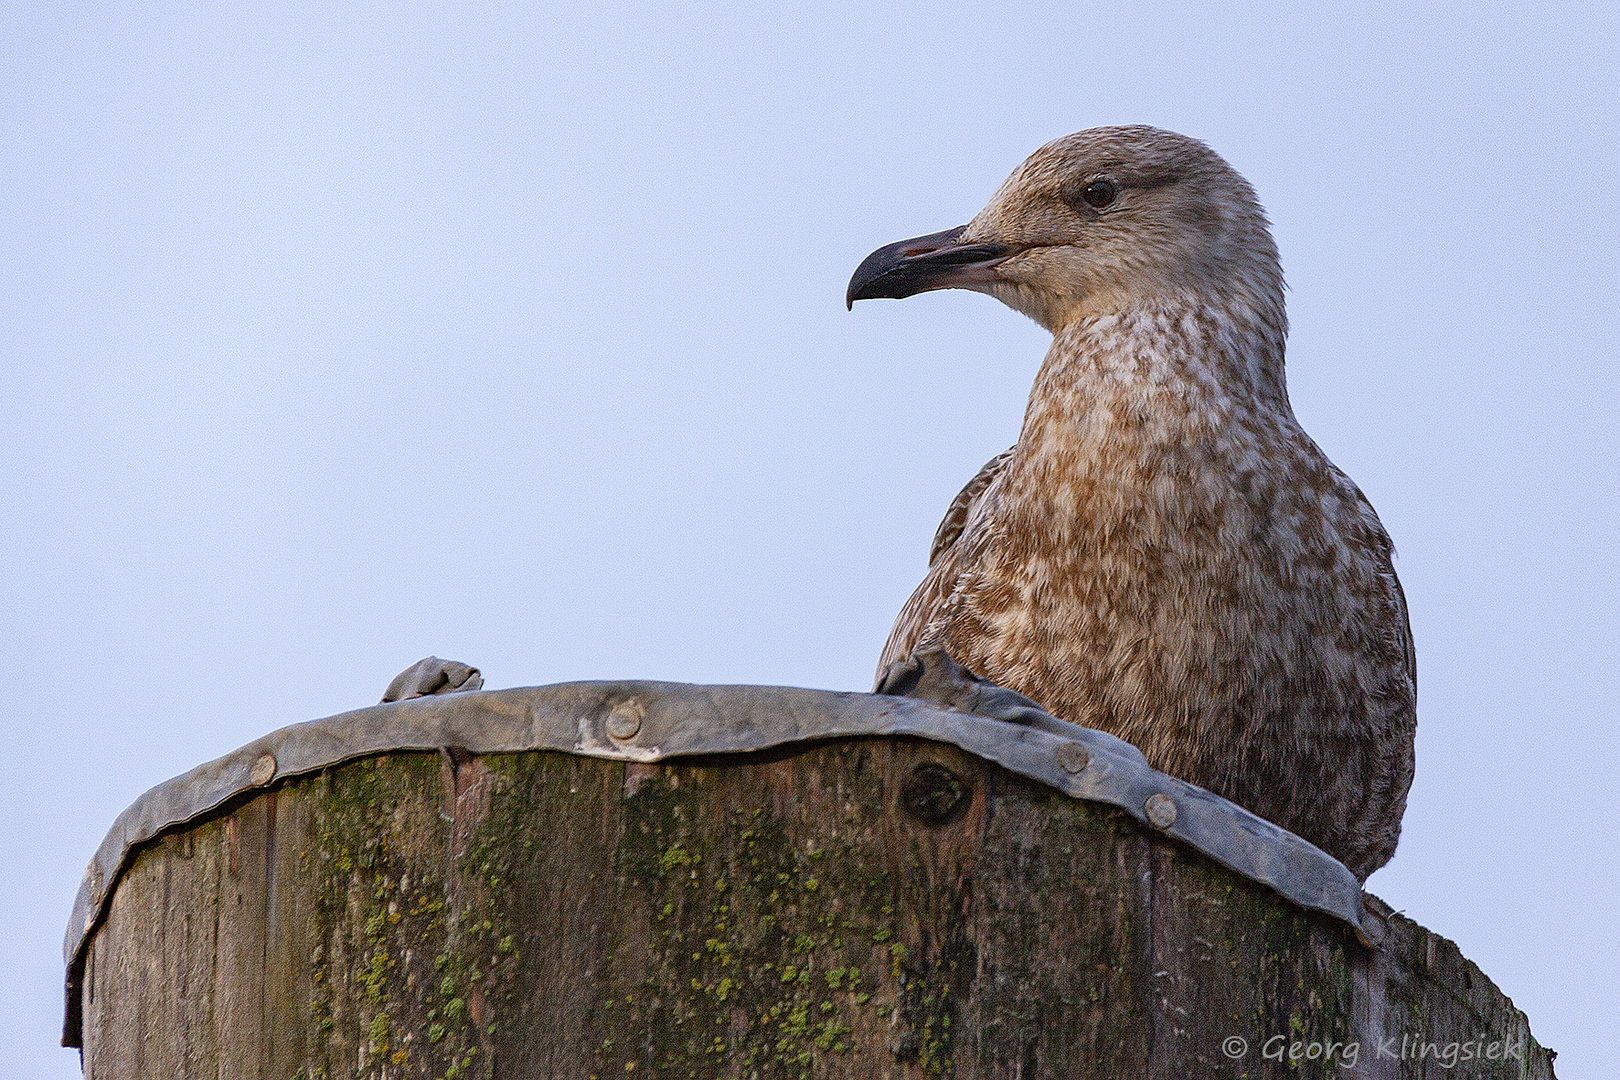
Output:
top-left (850, 127), bottom-right (1415, 880)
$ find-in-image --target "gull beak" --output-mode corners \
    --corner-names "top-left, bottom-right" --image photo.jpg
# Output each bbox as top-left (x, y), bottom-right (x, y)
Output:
top-left (846, 226), bottom-right (1017, 309)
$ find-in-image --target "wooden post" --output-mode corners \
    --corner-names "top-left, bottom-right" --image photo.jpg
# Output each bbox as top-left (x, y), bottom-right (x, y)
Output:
top-left (70, 688), bottom-right (1555, 1078)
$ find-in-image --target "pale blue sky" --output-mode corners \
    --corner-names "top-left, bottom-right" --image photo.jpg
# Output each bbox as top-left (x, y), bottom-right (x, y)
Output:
top-left (3, 2), bottom-right (1617, 1076)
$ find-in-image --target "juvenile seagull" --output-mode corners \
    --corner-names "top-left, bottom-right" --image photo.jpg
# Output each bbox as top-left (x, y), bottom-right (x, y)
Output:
top-left (848, 127), bottom-right (1414, 880)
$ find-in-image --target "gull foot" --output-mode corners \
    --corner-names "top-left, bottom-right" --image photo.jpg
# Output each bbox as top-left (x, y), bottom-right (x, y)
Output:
top-left (875, 646), bottom-right (1054, 727)
top-left (380, 656), bottom-right (484, 703)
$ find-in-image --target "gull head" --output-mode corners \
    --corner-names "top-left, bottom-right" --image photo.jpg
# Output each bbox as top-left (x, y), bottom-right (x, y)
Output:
top-left (848, 126), bottom-right (1285, 335)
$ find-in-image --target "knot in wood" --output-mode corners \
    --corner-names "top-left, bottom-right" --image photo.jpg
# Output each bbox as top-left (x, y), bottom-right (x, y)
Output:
top-left (900, 763), bottom-right (971, 826)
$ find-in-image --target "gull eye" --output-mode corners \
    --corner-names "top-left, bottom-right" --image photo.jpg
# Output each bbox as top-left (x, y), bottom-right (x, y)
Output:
top-left (1079, 179), bottom-right (1117, 209)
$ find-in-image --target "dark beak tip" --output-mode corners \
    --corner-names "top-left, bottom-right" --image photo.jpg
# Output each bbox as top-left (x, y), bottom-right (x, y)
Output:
top-left (846, 225), bottom-right (990, 310)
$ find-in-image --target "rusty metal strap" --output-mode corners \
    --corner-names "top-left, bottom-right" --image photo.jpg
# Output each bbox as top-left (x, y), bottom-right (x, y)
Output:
top-left (62, 682), bottom-right (1380, 1046)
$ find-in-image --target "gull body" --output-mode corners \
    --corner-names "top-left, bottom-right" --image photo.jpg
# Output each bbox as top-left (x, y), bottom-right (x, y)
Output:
top-left (849, 127), bottom-right (1415, 880)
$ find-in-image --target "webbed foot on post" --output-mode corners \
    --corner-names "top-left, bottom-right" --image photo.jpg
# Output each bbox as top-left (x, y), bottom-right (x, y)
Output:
top-left (875, 646), bottom-right (1057, 728)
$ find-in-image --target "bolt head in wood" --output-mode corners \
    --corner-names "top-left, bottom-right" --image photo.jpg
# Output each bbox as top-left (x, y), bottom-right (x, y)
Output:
top-left (249, 754), bottom-right (277, 786)
top-left (1144, 792), bottom-right (1178, 829)
top-left (1055, 741), bottom-right (1090, 774)
top-left (606, 701), bottom-right (643, 740)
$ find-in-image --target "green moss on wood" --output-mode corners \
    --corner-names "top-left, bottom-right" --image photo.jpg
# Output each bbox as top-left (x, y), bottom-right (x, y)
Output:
top-left (88, 736), bottom-right (1553, 1079)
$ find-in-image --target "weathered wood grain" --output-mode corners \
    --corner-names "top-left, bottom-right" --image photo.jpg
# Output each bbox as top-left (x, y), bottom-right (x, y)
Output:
top-left (80, 739), bottom-right (1554, 1079)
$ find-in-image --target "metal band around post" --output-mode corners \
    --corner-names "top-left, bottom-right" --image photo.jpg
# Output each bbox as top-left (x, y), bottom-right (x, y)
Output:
top-left (61, 681), bottom-right (1377, 1047)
